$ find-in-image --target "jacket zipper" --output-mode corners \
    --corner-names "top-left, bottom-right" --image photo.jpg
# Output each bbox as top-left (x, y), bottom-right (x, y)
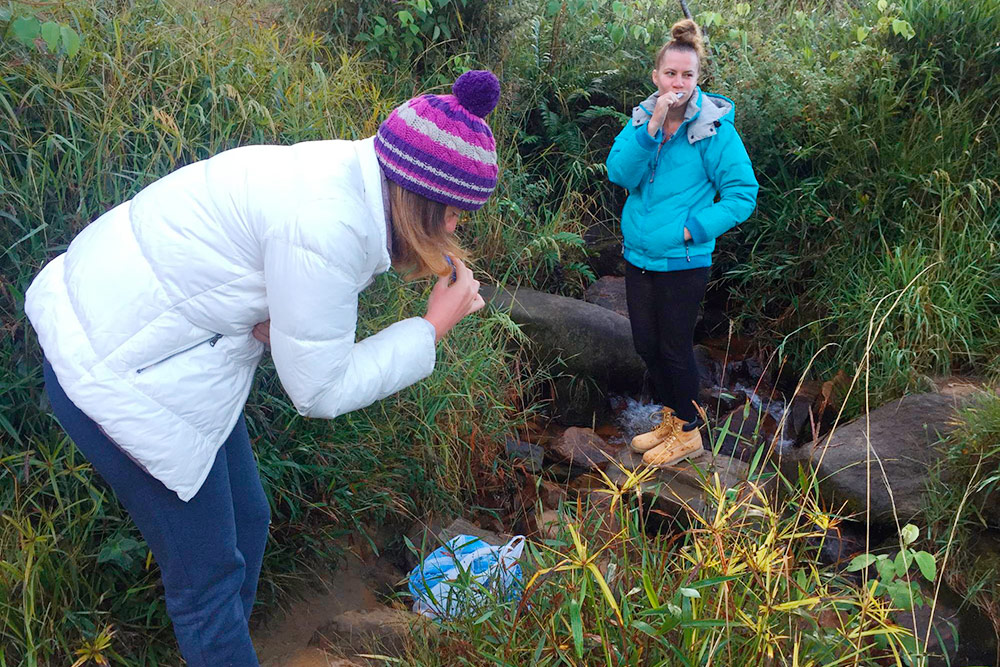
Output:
top-left (136, 334), bottom-right (223, 374)
top-left (648, 138), bottom-right (667, 184)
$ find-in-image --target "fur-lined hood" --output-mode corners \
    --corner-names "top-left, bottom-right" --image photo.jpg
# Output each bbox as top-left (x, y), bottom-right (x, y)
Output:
top-left (630, 87), bottom-right (736, 144)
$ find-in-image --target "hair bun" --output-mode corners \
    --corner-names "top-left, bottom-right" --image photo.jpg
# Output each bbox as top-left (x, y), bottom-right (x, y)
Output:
top-left (671, 18), bottom-right (701, 44)
top-left (452, 70), bottom-right (501, 118)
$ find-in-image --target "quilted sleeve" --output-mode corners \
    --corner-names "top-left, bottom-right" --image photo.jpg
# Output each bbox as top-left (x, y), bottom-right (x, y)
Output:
top-left (263, 219), bottom-right (437, 419)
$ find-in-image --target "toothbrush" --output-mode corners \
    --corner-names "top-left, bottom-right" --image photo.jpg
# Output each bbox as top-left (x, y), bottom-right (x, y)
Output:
top-left (444, 255), bottom-right (457, 285)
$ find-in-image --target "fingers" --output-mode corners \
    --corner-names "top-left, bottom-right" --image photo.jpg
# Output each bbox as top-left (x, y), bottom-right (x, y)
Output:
top-left (466, 293), bottom-right (486, 315)
top-left (252, 321), bottom-right (271, 346)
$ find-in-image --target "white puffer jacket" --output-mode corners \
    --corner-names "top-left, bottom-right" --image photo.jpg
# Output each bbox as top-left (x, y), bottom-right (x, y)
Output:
top-left (25, 137), bottom-right (437, 501)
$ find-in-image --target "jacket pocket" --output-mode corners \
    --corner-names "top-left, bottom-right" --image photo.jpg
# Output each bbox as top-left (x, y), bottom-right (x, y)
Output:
top-left (134, 334), bottom-right (223, 374)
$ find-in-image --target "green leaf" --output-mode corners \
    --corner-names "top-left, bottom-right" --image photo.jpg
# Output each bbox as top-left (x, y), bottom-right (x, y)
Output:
top-left (631, 620), bottom-right (658, 637)
top-left (894, 549), bottom-right (913, 576)
top-left (690, 575), bottom-right (742, 589)
top-left (679, 587), bottom-right (700, 598)
top-left (877, 0), bottom-right (888, 11)
top-left (847, 553), bottom-right (876, 571)
top-left (913, 551), bottom-right (936, 581)
top-left (61, 25), bottom-right (80, 57)
top-left (856, 26), bottom-right (869, 42)
top-left (569, 597), bottom-right (584, 658)
top-left (40, 21), bottom-right (59, 52)
top-left (397, 10), bottom-right (413, 24)
top-left (876, 557), bottom-right (896, 582)
top-left (0, 7), bottom-right (11, 22)
top-left (901, 524), bottom-right (919, 545)
top-left (472, 609), bottom-right (495, 624)
top-left (11, 16), bottom-right (40, 45)
top-left (679, 619), bottom-right (731, 628)
top-left (892, 18), bottom-right (915, 39)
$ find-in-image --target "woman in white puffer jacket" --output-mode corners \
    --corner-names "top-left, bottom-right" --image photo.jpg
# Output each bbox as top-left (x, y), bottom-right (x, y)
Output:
top-left (25, 70), bottom-right (502, 666)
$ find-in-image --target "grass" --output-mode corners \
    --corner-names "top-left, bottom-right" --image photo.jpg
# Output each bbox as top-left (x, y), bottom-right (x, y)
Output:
top-left (2, 0), bottom-right (999, 663)
top-left (0, 0), bottom-right (541, 663)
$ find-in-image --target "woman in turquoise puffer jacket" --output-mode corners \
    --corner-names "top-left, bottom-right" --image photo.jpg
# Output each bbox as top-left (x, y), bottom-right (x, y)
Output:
top-left (606, 19), bottom-right (758, 467)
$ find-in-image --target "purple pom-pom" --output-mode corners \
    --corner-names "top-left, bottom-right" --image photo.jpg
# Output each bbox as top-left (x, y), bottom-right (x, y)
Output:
top-left (452, 70), bottom-right (500, 118)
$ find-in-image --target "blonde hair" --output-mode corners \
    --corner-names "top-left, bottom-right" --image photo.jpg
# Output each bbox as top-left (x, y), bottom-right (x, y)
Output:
top-left (386, 179), bottom-right (469, 280)
top-left (655, 19), bottom-right (705, 69)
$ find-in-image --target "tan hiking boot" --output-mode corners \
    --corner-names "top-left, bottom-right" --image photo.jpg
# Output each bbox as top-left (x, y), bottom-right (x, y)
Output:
top-left (641, 424), bottom-right (705, 468)
top-left (630, 408), bottom-right (681, 453)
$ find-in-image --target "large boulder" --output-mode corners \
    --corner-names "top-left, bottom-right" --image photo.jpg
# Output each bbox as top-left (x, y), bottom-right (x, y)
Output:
top-left (584, 276), bottom-right (629, 318)
top-left (481, 285), bottom-right (646, 423)
top-left (779, 393), bottom-right (965, 529)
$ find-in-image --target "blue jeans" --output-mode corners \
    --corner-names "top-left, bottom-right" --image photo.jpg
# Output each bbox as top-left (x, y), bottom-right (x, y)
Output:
top-left (44, 360), bottom-right (268, 666)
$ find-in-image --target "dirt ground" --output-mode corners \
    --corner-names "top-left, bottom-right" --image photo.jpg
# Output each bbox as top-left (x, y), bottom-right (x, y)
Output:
top-left (253, 553), bottom-right (400, 666)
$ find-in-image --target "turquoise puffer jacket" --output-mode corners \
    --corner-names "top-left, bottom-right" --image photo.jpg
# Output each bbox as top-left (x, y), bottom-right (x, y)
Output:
top-left (606, 87), bottom-right (758, 272)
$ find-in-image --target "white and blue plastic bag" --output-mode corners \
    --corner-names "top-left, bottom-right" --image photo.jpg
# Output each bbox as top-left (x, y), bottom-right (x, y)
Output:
top-left (408, 534), bottom-right (526, 620)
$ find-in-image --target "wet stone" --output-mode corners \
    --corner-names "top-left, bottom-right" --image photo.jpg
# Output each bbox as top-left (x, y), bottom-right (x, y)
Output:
top-left (505, 436), bottom-right (544, 473)
top-left (537, 478), bottom-right (569, 509)
top-left (548, 426), bottom-right (616, 470)
top-left (606, 452), bottom-right (753, 525)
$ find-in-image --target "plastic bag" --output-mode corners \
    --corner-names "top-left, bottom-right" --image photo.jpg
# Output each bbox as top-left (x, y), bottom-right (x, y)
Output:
top-left (408, 534), bottom-right (526, 620)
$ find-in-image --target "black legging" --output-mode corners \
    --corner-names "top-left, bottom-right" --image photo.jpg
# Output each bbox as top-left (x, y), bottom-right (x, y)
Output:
top-left (625, 261), bottom-right (710, 423)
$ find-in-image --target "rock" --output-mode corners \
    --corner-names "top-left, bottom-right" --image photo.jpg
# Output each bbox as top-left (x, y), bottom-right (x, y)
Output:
top-left (694, 344), bottom-right (722, 389)
top-left (699, 385), bottom-right (743, 417)
top-left (481, 285), bottom-right (646, 424)
top-left (585, 236), bottom-right (627, 277)
top-left (582, 489), bottom-right (623, 543)
top-left (940, 532), bottom-right (1000, 666)
top-left (536, 508), bottom-right (563, 540)
top-left (785, 381), bottom-right (824, 445)
top-left (310, 607), bottom-right (433, 661)
top-left (543, 461), bottom-right (588, 483)
top-left (505, 436), bottom-right (544, 473)
top-left (809, 519), bottom-right (867, 568)
top-left (548, 427), bottom-right (616, 470)
top-left (714, 402), bottom-right (771, 461)
top-left (584, 276), bottom-right (629, 318)
top-left (537, 479), bottom-right (569, 509)
top-left (779, 393), bottom-right (966, 529)
top-left (439, 518), bottom-right (510, 547)
top-left (695, 305), bottom-right (728, 338)
top-left (403, 517), bottom-right (509, 570)
top-left (605, 451), bottom-right (754, 526)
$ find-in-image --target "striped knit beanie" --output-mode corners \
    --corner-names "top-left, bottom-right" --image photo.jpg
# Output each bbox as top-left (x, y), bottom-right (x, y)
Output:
top-left (374, 70), bottom-right (500, 211)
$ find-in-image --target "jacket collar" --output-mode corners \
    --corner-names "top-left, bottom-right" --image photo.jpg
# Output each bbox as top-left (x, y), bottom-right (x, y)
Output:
top-left (355, 136), bottom-right (392, 273)
top-left (631, 87), bottom-right (734, 144)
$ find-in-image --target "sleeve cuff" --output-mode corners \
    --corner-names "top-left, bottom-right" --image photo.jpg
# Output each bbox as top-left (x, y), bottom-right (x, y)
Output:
top-left (635, 121), bottom-right (662, 150)
top-left (416, 316), bottom-right (438, 343)
top-left (686, 217), bottom-right (711, 244)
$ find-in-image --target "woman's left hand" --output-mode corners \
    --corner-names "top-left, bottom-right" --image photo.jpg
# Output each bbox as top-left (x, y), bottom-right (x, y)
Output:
top-left (252, 320), bottom-right (270, 346)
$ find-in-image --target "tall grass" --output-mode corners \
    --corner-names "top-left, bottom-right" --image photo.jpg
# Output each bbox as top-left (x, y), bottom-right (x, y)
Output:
top-left (3, 0), bottom-right (998, 663)
top-left (1, 0), bottom-right (540, 663)
top-left (704, 0), bottom-right (1000, 402)
top-left (398, 443), bottom-right (930, 665)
